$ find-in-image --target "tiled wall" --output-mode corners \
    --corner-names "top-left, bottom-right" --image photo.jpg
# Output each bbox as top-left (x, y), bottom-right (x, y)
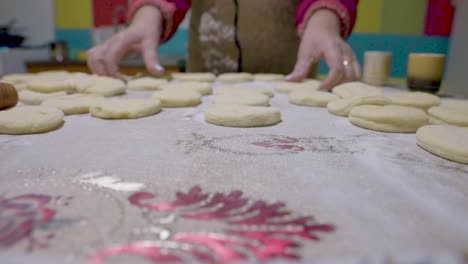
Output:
top-left (55, 0), bottom-right (454, 77)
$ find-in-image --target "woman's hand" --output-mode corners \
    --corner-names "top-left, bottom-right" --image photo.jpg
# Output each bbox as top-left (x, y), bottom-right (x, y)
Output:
top-left (87, 6), bottom-right (164, 79)
top-left (286, 9), bottom-right (360, 90)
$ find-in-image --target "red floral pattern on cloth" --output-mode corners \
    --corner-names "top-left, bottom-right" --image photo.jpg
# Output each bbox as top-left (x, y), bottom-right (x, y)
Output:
top-left (90, 186), bottom-right (335, 263)
top-left (0, 194), bottom-right (57, 251)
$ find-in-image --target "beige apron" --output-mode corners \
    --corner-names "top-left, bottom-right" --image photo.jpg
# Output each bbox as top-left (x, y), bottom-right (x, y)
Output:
top-left (187, 0), bottom-right (318, 76)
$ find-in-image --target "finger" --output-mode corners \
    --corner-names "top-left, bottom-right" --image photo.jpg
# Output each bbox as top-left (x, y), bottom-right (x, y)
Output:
top-left (142, 36), bottom-right (164, 74)
top-left (87, 47), bottom-right (107, 76)
top-left (342, 44), bottom-right (360, 81)
top-left (285, 49), bottom-right (319, 82)
top-left (103, 33), bottom-right (134, 78)
top-left (320, 44), bottom-right (345, 90)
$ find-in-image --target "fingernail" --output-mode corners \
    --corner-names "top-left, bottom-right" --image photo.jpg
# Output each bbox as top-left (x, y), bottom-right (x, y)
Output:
top-left (154, 64), bottom-right (165, 72)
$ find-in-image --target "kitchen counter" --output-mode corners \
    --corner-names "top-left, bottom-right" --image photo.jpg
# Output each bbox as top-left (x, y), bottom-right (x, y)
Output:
top-left (0, 82), bottom-right (467, 264)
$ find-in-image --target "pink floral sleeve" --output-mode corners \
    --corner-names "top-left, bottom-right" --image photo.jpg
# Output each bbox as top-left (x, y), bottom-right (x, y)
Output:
top-left (128, 0), bottom-right (191, 43)
top-left (296, 0), bottom-right (359, 39)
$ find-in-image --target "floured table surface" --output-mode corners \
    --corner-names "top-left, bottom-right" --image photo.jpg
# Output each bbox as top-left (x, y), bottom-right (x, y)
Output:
top-left (0, 82), bottom-right (467, 264)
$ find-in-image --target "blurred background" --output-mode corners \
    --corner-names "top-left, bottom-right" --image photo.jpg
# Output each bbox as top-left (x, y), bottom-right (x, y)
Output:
top-left (0, 0), bottom-right (457, 77)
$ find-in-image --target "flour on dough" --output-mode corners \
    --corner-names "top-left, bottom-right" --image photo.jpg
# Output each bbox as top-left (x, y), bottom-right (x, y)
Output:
top-left (159, 81), bottom-right (213, 95)
top-left (327, 95), bottom-right (391, 117)
top-left (349, 105), bottom-right (429, 133)
top-left (0, 106), bottom-right (64, 134)
top-left (19, 90), bottom-right (68, 105)
top-left (216, 73), bottom-right (253, 82)
top-left (215, 86), bottom-right (274, 98)
top-left (152, 88), bottom-right (202, 107)
top-left (82, 76), bottom-right (126, 97)
top-left (289, 89), bottom-right (339, 107)
top-left (213, 93), bottom-right (270, 106)
top-left (127, 77), bottom-right (168, 91)
top-left (205, 104), bottom-right (281, 127)
top-left (417, 125), bottom-right (468, 164)
top-left (388, 92), bottom-right (440, 110)
top-left (171, 72), bottom-right (216, 82)
top-left (42, 94), bottom-right (103, 115)
top-left (90, 98), bottom-right (161, 119)
top-left (332, 82), bottom-right (383, 99)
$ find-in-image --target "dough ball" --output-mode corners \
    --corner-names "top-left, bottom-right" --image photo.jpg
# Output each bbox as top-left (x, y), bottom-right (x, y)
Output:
top-left (1, 73), bottom-right (36, 85)
top-left (19, 90), bottom-right (67, 105)
top-left (42, 94), bottom-right (103, 115)
top-left (27, 79), bottom-right (75, 93)
top-left (205, 104), bottom-right (281, 127)
top-left (417, 125), bottom-right (468, 164)
top-left (289, 89), bottom-right (339, 107)
top-left (67, 73), bottom-right (95, 92)
top-left (349, 105), bottom-right (429, 133)
top-left (171, 72), bottom-right (216, 82)
top-left (126, 77), bottom-right (168, 91)
top-left (159, 81), bottom-right (212, 95)
top-left (327, 95), bottom-right (391, 117)
top-left (388, 92), bottom-right (440, 110)
top-left (213, 93), bottom-right (270, 106)
top-left (274, 81), bottom-right (320, 94)
top-left (332, 82), bottom-right (383, 99)
top-left (0, 106), bottom-right (64, 134)
top-left (428, 103), bottom-right (468, 127)
top-left (82, 76), bottom-right (126, 97)
top-left (216, 72), bottom-right (253, 82)
top-left (90, 98), bottom-right (161, 119)
top-left (152, 88), bottom-right (202, 107)
top-left (35, 70), bottom-right (70, 80)
top-left (253, 73), bottom-right (285, 82)
top-left (440, 100), bottom-right (468, 111)
top-left (215, 86), bottom-right (274, 98)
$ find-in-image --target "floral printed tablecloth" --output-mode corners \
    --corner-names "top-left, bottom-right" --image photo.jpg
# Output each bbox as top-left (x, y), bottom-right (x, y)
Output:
top-left (0, 83), bottom-right (467, 264)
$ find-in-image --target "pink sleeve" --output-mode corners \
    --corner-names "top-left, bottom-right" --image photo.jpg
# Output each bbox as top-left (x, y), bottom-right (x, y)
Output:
top-left (296, 0), bottom-right (359, 39)
top-left (128, 0), bottom-right (191, 43)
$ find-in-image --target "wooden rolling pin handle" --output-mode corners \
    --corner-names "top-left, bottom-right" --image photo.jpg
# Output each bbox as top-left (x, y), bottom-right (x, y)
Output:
top-left (0, 83), bottom-right (19, 110)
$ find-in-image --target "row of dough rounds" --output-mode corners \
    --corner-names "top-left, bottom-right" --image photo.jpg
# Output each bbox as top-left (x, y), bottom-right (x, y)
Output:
top-left (277, 80), bottom-right (468, 165)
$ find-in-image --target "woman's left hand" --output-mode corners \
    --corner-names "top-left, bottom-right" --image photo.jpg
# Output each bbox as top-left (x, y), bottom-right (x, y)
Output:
top-left (286, 9), bottom-right (361, 90)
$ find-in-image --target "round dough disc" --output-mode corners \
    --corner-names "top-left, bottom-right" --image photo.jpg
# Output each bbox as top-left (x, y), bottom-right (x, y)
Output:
top-left (428, 105), bottom-right (468, 127)
top-left (327, 95), bottom-right (391, 117)
top-left (205, 104), bottom-right (281, 127)
top-left (127, 77), bottom-right (168, 91)
top-left (160, 82), bottom-right (212, 95)
top-left (213, 93), bottom-right (270, 106)
top-left (82, 76), bottom-right (126, 97)
top-left (289, 89), bottom-right (339, 107)
top-left (388, 92), bottom-right (440, 110)
top-left (0, 106), bottom-right (64, 134)
top-left (253, 73), bottom-right (284, 82)
top-left (1, 73), bottom-right (36, 85)
top-left (275, 82), bottom-right (320, 94)
top-left (349, 105), bottom-right (429, 133)
top-left (171, 72), bottom-right (216, 82)
top-left (19, 90), bottom-right (67, 105)
top-left (417, 125), bottom-right (468, 164)
top-left (42, 94), bottom-right (103, 115)
top-left (216, 73), bottom-right (253, 82)
top-left (27, 79), bottom-right (75, 93)
top-left (215, 86), bottom-right (274, 98)
top-left (152, 89), bottom-right (202, 107)
top-left (90, 98), bottom-right (161, 119)
top-left (332, 82), bottom-right (383, 99)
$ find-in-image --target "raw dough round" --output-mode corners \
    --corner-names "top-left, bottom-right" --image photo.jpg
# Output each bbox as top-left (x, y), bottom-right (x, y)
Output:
top-left (215, 86), bottom-right (274, 98)
top-left (171, 72), bottom-right (216, 82)
top-left (19, 90), bottom-right (67, 105)
top-left (428, 105), bottom-right (468, 127)
top-left (440, 100), bottom-right (468, 111)
top-left (27, 79), bottom-right (75, 93)
top-left (388, 92), bottom-right (440, 110)
top-left (289, 89), bottom-right (339, 107)
top-left (349, 105), bottom-right (429, 133)
top-left (90, 98), bottom-right (161, 119)
top-left (1, 73), bottom-right (36, 85)
top-left (332, 82), bottom-right (383, 99)
top-left (205, 104), bottom-right (281, 127)
top-left (253, 73), bottom-right (284, 82)
top-left (416, 125), bottom-right (468, 164)
top-left (213, 93), bottom-right (270, 106)
top-left (42, 94), bottom-right (103, 115)
top-left (216, 73), bottom-right (253, 82)
top-left (275, 81), bottom-right (320, 94)
top-left (67, 73), bottom-right (95, 92)
top-left (327, 95), bottom-right (391, 117)
top-left (126, 77), bottom-right (168, 91)
top-left (82, 76), bottom-right (126, 97)
top-left (0, 106), bottom-right (64, 134)
top-left (159, 81), bottom-right (212, 95)
top-left (152, 89), bottom-right (202, 107)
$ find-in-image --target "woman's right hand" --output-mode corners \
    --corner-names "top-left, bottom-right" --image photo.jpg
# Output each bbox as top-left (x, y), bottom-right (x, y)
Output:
top-left (87, 5), bottom-right (164, 79)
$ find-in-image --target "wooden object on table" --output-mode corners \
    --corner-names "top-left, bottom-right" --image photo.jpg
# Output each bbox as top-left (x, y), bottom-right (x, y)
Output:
top-left (0, 83), bottom-right (18, 110)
